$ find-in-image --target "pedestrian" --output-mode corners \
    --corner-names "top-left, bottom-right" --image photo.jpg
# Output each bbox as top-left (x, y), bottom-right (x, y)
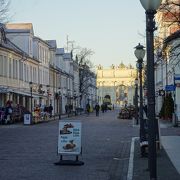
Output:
top-left (143, 104), bottom-right (147, 118)
top-left (65, 104), bottom-right (68, 114)
top-left (49, 104), bottom-right (53, 117)
top-left (101, 104), bottom-right (105, 113)
top-left (95, 103), bottom-right (100, 116)
top-left (86, 103), bottom-right (90, 115)
top-left (104, 104), bottom-right (108, 112)
top-left (4, 103), bottom-right (13, 124)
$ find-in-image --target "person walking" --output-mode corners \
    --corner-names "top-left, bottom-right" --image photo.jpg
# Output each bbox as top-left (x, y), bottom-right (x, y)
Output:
top-left (101, 104), bottom-right (105, 113)
top-left (95, 103), bottom-right (100, 116)
top-left (4, 102), bottom-right (13, 124)
top-left (143, 104), bottom-right (147, 118)
top-left (49, 104), bottom-right (53, 118)
top-left (65, 104), bottom-right (69, 115)
top-left (86, 103), bottom-right (90, 115)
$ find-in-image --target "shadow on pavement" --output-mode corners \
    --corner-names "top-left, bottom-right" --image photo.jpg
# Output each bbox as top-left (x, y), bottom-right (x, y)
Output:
top-left (133, 139), bottom-right (180, 180)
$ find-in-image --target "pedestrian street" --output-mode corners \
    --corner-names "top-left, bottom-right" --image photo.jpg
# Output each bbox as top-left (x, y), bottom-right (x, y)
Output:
top-left (0, 109), bottom-right (138, 180)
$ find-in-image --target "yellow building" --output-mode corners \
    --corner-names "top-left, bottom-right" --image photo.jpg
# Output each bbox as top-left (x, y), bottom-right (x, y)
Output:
top-left (96, 64), bottom-right (136, 107)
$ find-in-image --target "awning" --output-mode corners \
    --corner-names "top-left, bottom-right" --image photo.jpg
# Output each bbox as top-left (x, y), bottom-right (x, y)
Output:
top-left (13, 91), bottom-right (44, 98)
top-left (0, 87), bottom-right (13, 93)
top-left (0, 86), bottom-right (47, 98)
top-left (13, 91), bottom-right (31, 97)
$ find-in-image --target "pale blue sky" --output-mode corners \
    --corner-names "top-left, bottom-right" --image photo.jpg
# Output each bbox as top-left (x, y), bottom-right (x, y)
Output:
top-left (10, 0), bottom-right (146, 67)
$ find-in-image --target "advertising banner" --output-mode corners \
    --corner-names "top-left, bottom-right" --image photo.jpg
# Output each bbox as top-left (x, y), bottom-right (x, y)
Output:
top-left (58, 121), bottom-right (81, 155)
top-left (24, 114), bottom-right (31, 125)
top-left (174, 74), bottom-right (180, 84)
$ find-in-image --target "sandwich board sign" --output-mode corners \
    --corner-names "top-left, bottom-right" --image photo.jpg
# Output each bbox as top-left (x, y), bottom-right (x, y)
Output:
top-left (58, 121), bottom-right (82, 155)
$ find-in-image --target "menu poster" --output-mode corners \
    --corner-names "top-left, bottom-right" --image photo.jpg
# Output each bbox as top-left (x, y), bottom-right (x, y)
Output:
top-left (58, 121), bottom-right (81, 155)
top-left (176, 104), bottom-right (180, 120)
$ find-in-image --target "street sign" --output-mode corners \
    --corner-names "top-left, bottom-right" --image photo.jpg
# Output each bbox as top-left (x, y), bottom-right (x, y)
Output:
top-left (174, 74), bottom-right (180, 84)
top-left (58, 121), bottom-right (82, 155)
top-left (165, 85), bottom-right (176, 91)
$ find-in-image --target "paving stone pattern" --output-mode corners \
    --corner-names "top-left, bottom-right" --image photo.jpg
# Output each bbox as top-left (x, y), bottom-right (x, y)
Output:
top-left (0, 110), bottom-right (138, 180)
top-left (133, 139), bottom-right (180, 180)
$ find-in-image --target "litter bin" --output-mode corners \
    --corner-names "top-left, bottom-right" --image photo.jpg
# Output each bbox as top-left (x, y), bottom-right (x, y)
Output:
top-left (24, 113), bottom-right (32, 125)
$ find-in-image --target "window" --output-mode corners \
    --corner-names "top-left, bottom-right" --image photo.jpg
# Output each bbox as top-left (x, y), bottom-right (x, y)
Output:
top-left (39, 69), bottom-right (42, 84)
top-left (14, 60), bottom-right (18, 79)
top-left (9, 58), bottom-right (12, 78)
top-left (35, 68), bottom-right (37, 83)
top-left (19, 61), bottom-right (23, 80)
top-left (3, 56), bottom-right (7, 77)
top-left (29, 38), bottom-right (32, 55)
top-left (0, 55), bottom-right (3, 76)
top-left (30, 66), bottom-right (32, 82)
top-left (27, 66), bottom-right (29, 82)
top-left (24, 64), bottom-right (26, 81)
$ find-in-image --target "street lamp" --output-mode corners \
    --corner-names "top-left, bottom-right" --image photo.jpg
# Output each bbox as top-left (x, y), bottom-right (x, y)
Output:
top-left (139, 0), bottom-right (162, 179)
top-left (134, 43), bottom-right (146, 157)
top-left (29, 82), bottom-right (33, 114)
top-left (58, 87), bottom-right (62, 120)
top-left (134, 78), bottom-right (139, 125)
top-left (47, 85), bottom-right (50, 106)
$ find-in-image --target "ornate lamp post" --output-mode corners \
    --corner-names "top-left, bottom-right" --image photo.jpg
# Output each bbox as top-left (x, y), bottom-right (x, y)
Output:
top-left (139, 0), bottom-right (162, 179)
top-left (47, 85), bottom-right (50, 106)
top-left (135, 43), bottom-right (146, 157)
top-left (134, 78), bottom-right (139, 125)
top-left (58, 87), bottom-right (62, 119)
top-left (29, 82), bottom-right (33, 114)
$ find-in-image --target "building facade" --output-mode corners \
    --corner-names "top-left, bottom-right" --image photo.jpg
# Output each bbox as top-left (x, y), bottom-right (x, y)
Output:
top-left (154, 1), bottom-right (180, 121)
top-left (96, 64), bottom-right (136, 107)
top-left (0, 23), bottom-right (85, 121)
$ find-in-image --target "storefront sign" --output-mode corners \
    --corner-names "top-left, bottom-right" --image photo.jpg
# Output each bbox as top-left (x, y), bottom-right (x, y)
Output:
top-left (58, 121), bottom-right (81, 155)
top-left (165, 85), bottom-right (176, 91)
top-left (24, 114), bottom-right (31, 125)
top-left (174, 74), bottom-right (180, 84)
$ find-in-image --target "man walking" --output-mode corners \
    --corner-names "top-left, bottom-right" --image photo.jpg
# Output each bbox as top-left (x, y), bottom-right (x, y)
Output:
top-left (49, 104), bottom-right (53, 118)
top-left (86, 103), bottom-right (90, 115)
top-left (95, 103), bottom-right (100, 116)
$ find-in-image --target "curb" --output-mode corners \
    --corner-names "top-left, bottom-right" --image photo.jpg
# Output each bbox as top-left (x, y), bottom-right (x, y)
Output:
top-left (127, 137), bottom-right (139, 180)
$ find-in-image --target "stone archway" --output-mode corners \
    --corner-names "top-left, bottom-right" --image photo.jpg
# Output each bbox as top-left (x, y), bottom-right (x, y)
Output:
top-left (116, 85), bottom-right (127, 105)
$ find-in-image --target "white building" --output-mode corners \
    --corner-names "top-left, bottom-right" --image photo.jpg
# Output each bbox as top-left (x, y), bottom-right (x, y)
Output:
top-left (0, 22), bottom-right (97, 118)
top-left (154, 1), bottom-right (180, 120)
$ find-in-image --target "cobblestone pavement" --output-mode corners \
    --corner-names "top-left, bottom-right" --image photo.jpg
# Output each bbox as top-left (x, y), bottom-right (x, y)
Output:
top-left (133, 138), bottom-right (180, 180)
top-left (132, 120), bottom-right (180, 180)
top-left (0, 110), bottom-right (138, 180)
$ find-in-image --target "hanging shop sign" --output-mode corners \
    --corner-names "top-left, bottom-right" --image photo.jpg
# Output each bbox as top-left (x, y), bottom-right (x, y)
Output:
top-left (165, 85), bottom-right (176, 91)
top-left (174, 74), bottom-right (180, 84)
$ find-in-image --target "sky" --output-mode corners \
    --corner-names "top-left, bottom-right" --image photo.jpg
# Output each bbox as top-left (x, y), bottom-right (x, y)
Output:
top-left (9, 0), bottom-right (147, 68)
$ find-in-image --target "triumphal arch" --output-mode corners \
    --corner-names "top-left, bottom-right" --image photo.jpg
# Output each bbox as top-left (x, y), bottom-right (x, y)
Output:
top-left (96, 64), bottom-right (136, 107)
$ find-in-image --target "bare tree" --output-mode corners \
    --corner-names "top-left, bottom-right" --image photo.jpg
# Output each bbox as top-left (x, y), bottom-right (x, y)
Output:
top-left (153, 1), bottom-right (180, 73)
top-left (76, 48), bottom-right (94, 68)
top-left (163, 30), bottom-right (180, 71)
top-left (159, 0), bottom-right (180, 28)
top-left (75, 48), bottom-right (95, 105)
top-left (0, 0), bottom-right (11, 23)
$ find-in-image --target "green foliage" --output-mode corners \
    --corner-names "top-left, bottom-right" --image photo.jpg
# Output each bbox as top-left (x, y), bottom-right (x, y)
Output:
top-left (159, 92), bottom-right (174, 119)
